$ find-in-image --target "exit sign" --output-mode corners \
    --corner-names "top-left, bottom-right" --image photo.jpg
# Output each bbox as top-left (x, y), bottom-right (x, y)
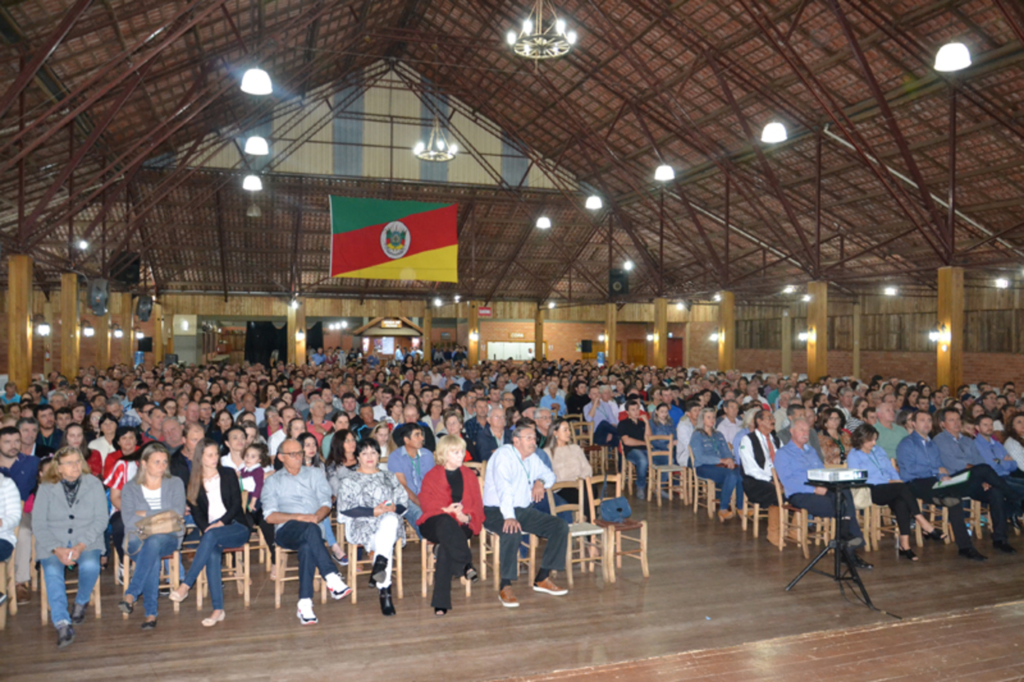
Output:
top-left (478, 306), bottom-right (493, 318)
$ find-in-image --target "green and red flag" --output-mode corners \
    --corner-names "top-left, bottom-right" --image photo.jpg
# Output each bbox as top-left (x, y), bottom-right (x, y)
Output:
top-left (329, 196), bottom-right (458, 282)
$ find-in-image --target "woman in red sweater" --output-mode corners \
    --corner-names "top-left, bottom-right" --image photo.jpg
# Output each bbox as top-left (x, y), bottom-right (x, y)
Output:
top-left (417, 435), bottom-right (483, 616)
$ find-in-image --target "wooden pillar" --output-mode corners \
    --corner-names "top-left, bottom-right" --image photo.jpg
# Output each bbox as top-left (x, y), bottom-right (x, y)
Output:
top-left (42, 297), bottom-right (55, 377)
top-left (95, 309), bottom-right (110, 370)
top-left (937, 266), bottom-right (964, 390)
top-left (534, 307), bottom-right (545, 360)
top-left (423, 303), bottom-right (433, 362)
top-left (605, 303), bottom-right (618, 365)
top-left (8, 255), bottom-right (33, 392)
top-left (653, 297), bottom-right (668, 368)
top-left (852, 298), bottom-right (862, 379)
top-left (164, 307), bottom-right (175, 355)
top-left (683, 321), bottom-right (692, 368)
top-left (806, 281), bottom-right (829, 382)
top-left (296, 302), bottom-right (307, 364)
top-left (468, 302), bottom-right (480, 366)
top-left (121, 292), bottom-right (134, 366)
top-left (60, 272), bottom-right (80, 379)
top-left (153, 302), bottom-right (164, 365)
top-left (717, 291), bottom-right (735, 371)
top-left (287, 303), bottom-right (298, 365)
top-left (781, 309), bottom-right (793, 375)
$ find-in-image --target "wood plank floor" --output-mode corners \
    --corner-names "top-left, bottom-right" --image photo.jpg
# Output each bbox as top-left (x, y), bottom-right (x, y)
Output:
top-left (4, 498), bottom-right (1024, 682)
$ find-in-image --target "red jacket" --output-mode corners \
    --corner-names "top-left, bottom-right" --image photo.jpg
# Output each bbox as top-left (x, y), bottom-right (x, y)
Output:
top-left (417, 466), bottom-right (484, 536)
top-left (89, 448), bottom-right (123, 482)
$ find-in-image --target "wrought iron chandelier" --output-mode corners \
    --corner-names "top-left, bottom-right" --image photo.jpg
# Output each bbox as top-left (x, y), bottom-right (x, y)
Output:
top-left (413, 117), bottom-right (457, 162)
top-left (506, 0), bottom-right (577, 60)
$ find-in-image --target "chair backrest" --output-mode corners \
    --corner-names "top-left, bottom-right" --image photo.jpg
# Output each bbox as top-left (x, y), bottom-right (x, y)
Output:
top-left (646, 434), bottom-right (674, 465)
top-left (564, 414), bottom-right (583, 423)
top-left (771, 468), bottom-right (786, 507)
top-left (570, 421), bottom-right (592, 445)
top-left (586, 473), bottom-right (621, 521)
top-left (547, 480), bottom-right (583, 523)
top-left (683, 445), bottom-right (694, 468)
top-left (465, 460), bottom-right (487, 494)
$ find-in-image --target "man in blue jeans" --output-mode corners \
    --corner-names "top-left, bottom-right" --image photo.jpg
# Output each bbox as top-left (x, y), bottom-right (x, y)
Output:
top-left (617, 400), bottom-right (649, 499)
top-left (263, 439), bottom-right (351, 625)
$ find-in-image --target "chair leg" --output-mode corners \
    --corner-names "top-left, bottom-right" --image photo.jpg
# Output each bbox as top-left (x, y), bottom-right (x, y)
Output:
top-left (39, 567), bottom-right (47, 626)
top-left (421, 541), bottom-right (428, 599)
top-left (565, 539), bottom-right (574, 589)
top-left (395, 539), bottom-right (403, 600)
top-left (639, 522), bottom-right (649, 578)
top-left (274, 548), bottom-right (285, 609)
top-left (347, 542), bottom-right (358, 605)
top-left (605, 529), bottom-right (616, 583)
top-left (491, 536), bottom-right (500, 591)
top-left (707, 482), bottom-right (717, 519)
top-left (171, 553), bottom-right (181, 613)
top-left (196, 567), bottom-right (205, 610)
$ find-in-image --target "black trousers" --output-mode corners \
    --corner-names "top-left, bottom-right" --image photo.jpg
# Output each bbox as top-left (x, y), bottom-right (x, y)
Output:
top-left (742, 476), bottom-right (777, 507)
top-left (109, 511), bottom-right (125, 561)
top-left (869, 482), bottom-right (921, 537)
top-left (788, 490), bottom-right (863, 540)
top-left (906, 477), bottom-right (973, 550)
top-left (251, 506), bottom-right (277, 565)
top-left (420, 514), bottom-right (473, 610)
top-left (956, 464), bottom-right (1012, 542)
top-left (483, 506), bottom-right (568, 582)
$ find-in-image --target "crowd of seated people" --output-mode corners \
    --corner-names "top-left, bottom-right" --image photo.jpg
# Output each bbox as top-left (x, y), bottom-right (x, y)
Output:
top-left (2, 353), bottom-right (1024, 647)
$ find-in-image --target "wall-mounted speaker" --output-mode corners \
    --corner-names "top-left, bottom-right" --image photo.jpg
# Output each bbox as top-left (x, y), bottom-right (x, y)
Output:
top-left (581, 339), bottom-right (593, 353)
top-left (110, 252), bottom-right (141, 285)
top-left (609, 269), bottom-right (629, 297)
top-left (136, 295), bottom-right (153, 322)
top-left (87, 279), bottom-right (109, 315)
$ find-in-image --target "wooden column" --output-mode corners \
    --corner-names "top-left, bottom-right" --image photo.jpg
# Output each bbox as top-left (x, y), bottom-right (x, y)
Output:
top-left (60, 272), bottom-right (80, 378)
top-left (287, 303), bottom-right (298, 365)
top-left (296, 302), bottom-right (307, 364)
top-left (781, 309), bottom-right (793, 375)
top-left (164, 307), bottom-right (175, 355)
top-left (8, 256), bottom-right (33, 392)
top-left (95, 309), bottom-right (110, 370)
top-left (683, 321), bottom-right (692, 368)
top-left (806, 281), bottom-right (829, 382)
top-left (534, 307), bottom-right (545, 360)
top-left (42, 297), bottom-right (54, 377)
top-left (121, 292), bottom-right (134, 366)
top-left (937, 266), bottom-right (964, 390)
top-left (468, 302), bottom-right (480, 366)
top-left (605, 303), bottom-right (618, 365)
top-left (653, 297), bottom-right (668, 368)
top-left (852, 298), bottom-right (862, 379)
top-left (717, 291), bottom-right (735, 371)
top-left (153, 302), bottom-right (164, 365)
top-left (422, 303), bottom-right (433, 362)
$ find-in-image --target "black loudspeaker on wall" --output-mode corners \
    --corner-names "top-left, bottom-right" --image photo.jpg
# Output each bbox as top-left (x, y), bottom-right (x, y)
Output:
top-left (109, 252), bottom-right (141, 285)
top-left (581, 340), bottom-right (593, 353)
top-left (136, 295), bottom-right (153, 322)
top-left (87, 279), bottom-right (109, 315)
top-left (609, 269), bottom-right (629, 297)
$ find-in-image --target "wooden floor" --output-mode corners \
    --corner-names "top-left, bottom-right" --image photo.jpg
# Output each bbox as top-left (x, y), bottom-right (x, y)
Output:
top-left (4, 497), bottom-right (1024, 682)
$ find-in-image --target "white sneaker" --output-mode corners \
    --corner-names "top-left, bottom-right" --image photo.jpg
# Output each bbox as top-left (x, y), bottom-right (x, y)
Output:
top-left (325, 573), bottom-right (351, 601)
top-left (296, 602), bottom-right (318, 625)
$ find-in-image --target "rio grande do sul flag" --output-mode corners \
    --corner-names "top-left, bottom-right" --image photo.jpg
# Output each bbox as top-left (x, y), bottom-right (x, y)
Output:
top-left (329, 196), bottom-right (458, 282)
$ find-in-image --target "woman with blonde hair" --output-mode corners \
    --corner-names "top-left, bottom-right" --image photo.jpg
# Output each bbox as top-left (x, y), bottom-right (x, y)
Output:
top-left (416, 435), bottom-right (483, 616)
top-left (32, 447), bottom-right (107, 647)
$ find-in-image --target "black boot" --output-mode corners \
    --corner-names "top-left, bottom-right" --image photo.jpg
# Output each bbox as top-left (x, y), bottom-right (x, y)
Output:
top-left (369, 556), bottom-right (388, 588)
top-left (379, 586), bottom-right (396, 617)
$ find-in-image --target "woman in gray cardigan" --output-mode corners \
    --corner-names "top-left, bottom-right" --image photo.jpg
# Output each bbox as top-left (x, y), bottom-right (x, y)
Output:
top-left (33, 447), bottom-right (108, 648)
top-left (118, 443), bottom-right (186, 629)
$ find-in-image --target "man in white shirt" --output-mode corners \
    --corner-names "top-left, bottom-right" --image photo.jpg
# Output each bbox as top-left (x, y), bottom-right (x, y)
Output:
top-left (738, 409), bottom-right (781, 507)
top-left (716, 399), bottom-right (742, 447)
top-left (675, 401), bottom-right (701, 465)
top-left (482, 425), bottom-right (568, 608)
top-left (836, 388), bottom-right (855, 422)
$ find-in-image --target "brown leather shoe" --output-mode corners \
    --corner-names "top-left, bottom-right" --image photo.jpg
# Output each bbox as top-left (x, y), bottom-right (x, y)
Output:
top-left (498, 586), bottom-right (519, 608)
top-left (718, 510), bottom-right (735, 523)
top-left (16, 582), bottom-right (30, 605)
top-left (532, 577), bottom-right (568, 596)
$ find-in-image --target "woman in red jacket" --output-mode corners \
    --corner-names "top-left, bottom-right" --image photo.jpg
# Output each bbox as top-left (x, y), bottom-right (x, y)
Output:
top-left (417, 434), bottom-right (483, 616)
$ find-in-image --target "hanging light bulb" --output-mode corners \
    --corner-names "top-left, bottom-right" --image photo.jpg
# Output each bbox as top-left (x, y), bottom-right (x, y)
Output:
top-left (506, 30), bottom-right (517, 45)
top-left (654, 164), bottom-right (675, 182)
top-left (760, 121), bottom-right (788, 143)
top-left (623, 260), bottom-right (634, 271)
top-left (548, 301), bottom-right (555, 309)
top-left (585, 195), bottom-right (603, 210)
top-left (135, 331), bottom-right (144, 340)
top-left (523, 19), bottom-right (533, 33)
top-left (566, 30), bottom-right (577, 45)
top-left (536, 216), bottom-right (552, 229)
top-left (448, 143), bottom-right (458, 155)
top-left (83, 325), bottom-right (95, 338)
top-left (783, 285), bottom-right (796, 294)
top-left (713, 293), bottom-right (721, 302)
top-left (242, 175), bottom-right (262, 191)
top-left (244, 136), bottom-right (269, 155)
top-left (246, 203), bottom-right (262, 219)
top-left (290, 298), bottom-right (299, 309)
top-left (454, 295), bottom-right (461, 303)
top-left (434, 297), bottom-right (443, 307)
top-left (77, 239), bottom-right (89, 250)
top-left (934, 42), bottom-right (971, 72)
top-left (436, 138), bottom-right (445, 151)
top-left (240, 67), bottom-right (273, 96)
top-left (113, 328), bottom-right (124, 339)
top-left (555, 19), bottom-right (566, 34)
top-left (676, 302), bottom-right (685, 310)
top-left (413, 141), bottom-right (425, 155)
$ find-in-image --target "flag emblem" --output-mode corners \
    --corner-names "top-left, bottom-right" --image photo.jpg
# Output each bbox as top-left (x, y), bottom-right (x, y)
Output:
top-left (381, 221), bottom-right (410, 259)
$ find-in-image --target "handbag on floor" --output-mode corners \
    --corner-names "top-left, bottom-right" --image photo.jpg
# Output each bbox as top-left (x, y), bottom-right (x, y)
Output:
top-left (598, 473), bottom-right (632, 523)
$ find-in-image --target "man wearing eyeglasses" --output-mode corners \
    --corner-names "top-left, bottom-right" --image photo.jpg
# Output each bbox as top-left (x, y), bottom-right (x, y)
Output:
top-left (262, 439), bottom-right (351, 625)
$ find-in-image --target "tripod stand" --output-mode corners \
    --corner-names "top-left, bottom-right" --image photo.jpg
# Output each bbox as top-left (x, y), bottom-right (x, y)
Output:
top-left (785, 481), bottom-right (875, 610)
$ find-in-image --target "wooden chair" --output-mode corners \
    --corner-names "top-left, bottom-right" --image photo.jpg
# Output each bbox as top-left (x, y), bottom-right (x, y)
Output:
top-left (770, 469), bottom-right (833, 558)
top-left (121, 547), bottom-right (181, 618)
top-left (345, 536), bottom-right (403, 604)
top-left (739, 492), bottom-right (771, 538)
top-left (646, 434), bottom-right (685, 506)
top-left (588, 474), bottom-right (648, 579)
top-left (194, 543), bottom-right (251, 610)
top-left (420, 539), bottom-right (472, 599)
top-left (570, 421), bottom-right (592, 447)
top-left (40, 552), bottom-right (102, 625)
top-left (255, 526), bottom-right (273, 573)
top-left (475, 465), bottom-right (538, 589)
top-left (915, 499), bottom-right (951, 547)
top-left (617, 443), bottom-right (636, 496)
top-left (548, 480), bottom-right (613, 586)
top-left (0, 548), bottom-right (16, 629)
top-left (690, 447), bottom-right (718, 518)
top-left (273, 545), bottom-right (327, 608)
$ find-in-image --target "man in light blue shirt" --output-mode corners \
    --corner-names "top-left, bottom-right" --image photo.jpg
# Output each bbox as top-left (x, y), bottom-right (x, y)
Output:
top-left (774, 419), bottom-right (870, 568)
top-left (387, 424), bottom-right (434, 537)
top-left (263, 439), bottom-right (351, 625)
top-left (482, 425), bottom-right (568, 608)
top-left (584, 385), bottom-right (620, 448)
top-left (539, 382), bottom-right (566, 418)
